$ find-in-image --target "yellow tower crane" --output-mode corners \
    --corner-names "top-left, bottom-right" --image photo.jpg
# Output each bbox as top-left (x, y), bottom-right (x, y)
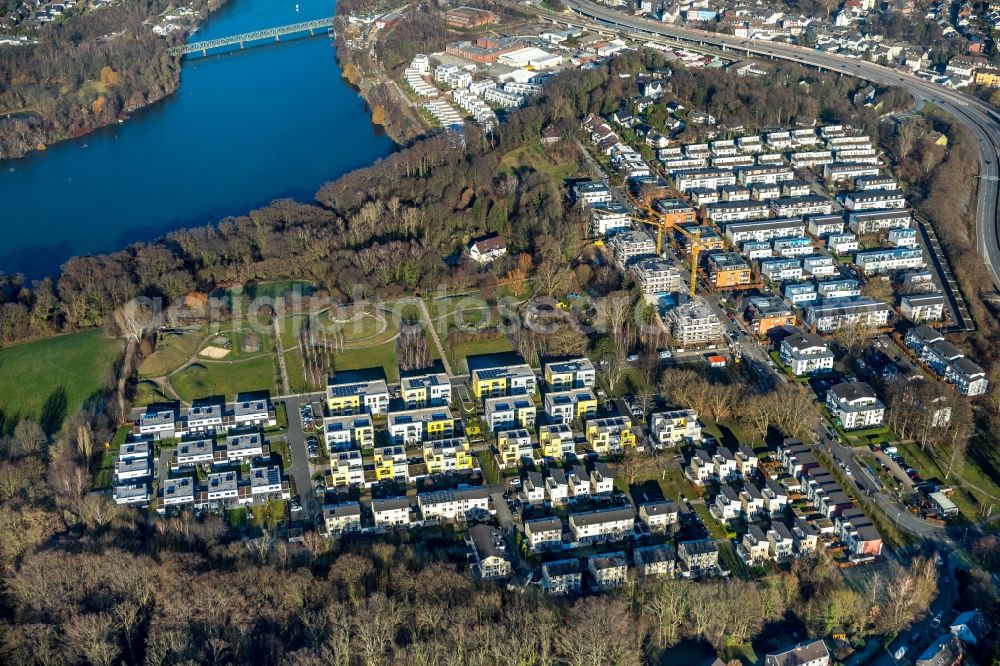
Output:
top-left (630, 213), bottom-right (702, 299)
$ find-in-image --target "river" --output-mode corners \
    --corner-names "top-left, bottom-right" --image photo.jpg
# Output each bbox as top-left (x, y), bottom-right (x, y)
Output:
top-left (0, 0), bottom-right (394, 279)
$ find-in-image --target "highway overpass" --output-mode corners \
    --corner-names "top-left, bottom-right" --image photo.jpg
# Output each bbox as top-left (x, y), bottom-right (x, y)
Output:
top-left (550, 0), bottom-right (1000, 294)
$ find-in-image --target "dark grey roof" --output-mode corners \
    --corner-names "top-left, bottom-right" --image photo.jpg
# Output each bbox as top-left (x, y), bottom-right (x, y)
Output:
top-left (679, 539), bottom-right (719, 555)
top-left (570, 507), bottom-right (635, 526)
top-left (543, 559), bottom-right (581, 576)
top-left (524, 516), bottom-right (562, 532)
top-left (641, 500), bottom-right (679, 516)
top-left (372, 497), bottom-right (411, 512)
top-left (470, 524), bottom-right (509, 560)
top-left (635, 543), bottom-right (676, 564)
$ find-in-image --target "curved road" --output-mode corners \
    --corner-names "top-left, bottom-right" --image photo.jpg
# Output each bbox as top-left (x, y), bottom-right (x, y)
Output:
top-left (551, 0), bottom-right (1000, 289)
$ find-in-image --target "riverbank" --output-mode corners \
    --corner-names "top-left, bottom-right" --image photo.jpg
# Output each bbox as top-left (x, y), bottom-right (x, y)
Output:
top-left (333, 20), bottom-right (430, 145)
top-left (0, 0), bottom-right (228, 161)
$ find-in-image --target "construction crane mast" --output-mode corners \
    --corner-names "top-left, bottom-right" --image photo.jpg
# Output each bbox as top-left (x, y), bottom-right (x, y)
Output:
top-left (630, 211), bottom-right (702, 299)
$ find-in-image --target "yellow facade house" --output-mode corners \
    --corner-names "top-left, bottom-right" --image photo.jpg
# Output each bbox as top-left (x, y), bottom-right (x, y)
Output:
top-left (497, 429), bottom-right (533, 468)
top-left (538, 423), bottom-right (575, 460)
top-left (586, 416), bottom-right (637, 455)
top-left (423, 436), bottom-right (474, 473)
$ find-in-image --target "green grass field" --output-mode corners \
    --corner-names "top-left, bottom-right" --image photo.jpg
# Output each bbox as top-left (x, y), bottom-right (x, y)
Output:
top-left (277, 309), bottom-right (390, 350)
top-left (170, 355), bottom-right (278, 403)
top-left (139, 328), bottom-right (205, 377)
top-left (133, 380), bottom-right (169, 406)
top-left (0, 329), bottom-right (121, 429)
top-left (333, 341), bottom-right (400, 383)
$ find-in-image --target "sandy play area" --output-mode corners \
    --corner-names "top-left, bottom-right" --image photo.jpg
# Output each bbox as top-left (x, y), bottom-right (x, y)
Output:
top-left (198, 345), bottom-right (231, 359)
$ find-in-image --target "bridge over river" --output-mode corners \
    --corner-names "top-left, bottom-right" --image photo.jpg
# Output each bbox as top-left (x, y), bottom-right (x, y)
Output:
top-left (170, 16), bottom-right (335, 56)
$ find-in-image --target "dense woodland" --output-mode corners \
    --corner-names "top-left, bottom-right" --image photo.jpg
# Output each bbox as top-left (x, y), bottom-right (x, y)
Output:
top-left (0, 0), bottom-right (226, 159)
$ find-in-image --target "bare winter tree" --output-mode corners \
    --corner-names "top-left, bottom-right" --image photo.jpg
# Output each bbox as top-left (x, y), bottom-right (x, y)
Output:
top-left (396, 325), bottom-right (432, 371)
top-left (113, 298), bottom-right (158, 344)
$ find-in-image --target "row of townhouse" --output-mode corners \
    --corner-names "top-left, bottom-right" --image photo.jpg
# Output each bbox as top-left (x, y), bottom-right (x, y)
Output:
top-left (737, 522), bottom-right (796, 565)
top-left (906, 326), bottom-right (989, 396)
top-left (452, 89), bottom-right (497, 126)
top-left (136, 392), bottom-right (276, 440)
top-left (113, 439), bottom-right (153, 506)
top-left (519, 462), bottom-right (617, 508)
top-left (581, 114), bottom-right (626, 156)
top-left (159, 464), bottom-right (290, 513)
top-left (804, 297), bottom-right (892, 333)
top-left (688, 445), bottom-right (759, 486)
top-left (769, 195), bottom-right (835, 218)
top-left (323, 486), bottom-right (495, 536)
top-left (169, 430), bottom-right (269, 470)
top-left (853, 247), bottom-right (925, 274)
top-left (847, 208), bottom-right (912, 235)
top-left (777, 440), bottom-right (883, 559)
top-left (540, 539), bottom-right (714, 593)
top-left (724, 217), bottom-right (806, 244)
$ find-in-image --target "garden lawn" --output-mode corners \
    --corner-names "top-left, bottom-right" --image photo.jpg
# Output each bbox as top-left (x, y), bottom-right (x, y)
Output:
top-left (0, 329), bottom-right (121, 426)
top-left (171, 355), bottom-right (278, 403)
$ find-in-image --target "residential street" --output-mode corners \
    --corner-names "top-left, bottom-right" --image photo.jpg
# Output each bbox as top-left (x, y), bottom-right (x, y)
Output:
top-left (281, 393), bottom-right (325, 524)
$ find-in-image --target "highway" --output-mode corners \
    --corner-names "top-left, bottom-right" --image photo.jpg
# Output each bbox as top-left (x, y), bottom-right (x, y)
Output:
top-left (549, 0), bottom-right (1000, 291)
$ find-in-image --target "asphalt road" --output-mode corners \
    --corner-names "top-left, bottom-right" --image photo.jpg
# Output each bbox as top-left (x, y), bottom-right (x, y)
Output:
top-left (282, 394), bottom-right (324, 524)
top-left (549, 0), bottom-right (1000, 290)
top-left (817, 423), bottom-right (953, 543)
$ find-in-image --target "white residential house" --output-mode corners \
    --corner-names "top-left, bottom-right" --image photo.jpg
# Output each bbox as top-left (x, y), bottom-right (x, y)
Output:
top-left (322, 502), bottom-right (363, 536)
top-left (589, 463), bottom-right (616, 496)
top-left (568, 507), bottom-right (635, 544)
top-left (468, 233), bottom-right (508, 264)
top-left (545, 468), bottom-right (570, 505)
top-left (588, 552), bottom-right (629, 589)
top-left (523, 516), bottom-right (563, 551)
top-left (780, 332), bottom-right (835, 376)
top-left (542, 559), bottom-right (582, 595)
top-left (634, 544), bottom-right (677, 578)
top-left (650, 409), bottom-right (701, 447)
top-left (372, 497), bottom-right (412, 529)
top-left (469, 524), bottom-right (513, 580)
top-left (417, 487), bottom-right (491, 522)
top-left (767, 522), bottom-right (795, 559)
top-left (826, 382), bottom-right (885, 430)
top-left (639, 500), bottom-right (680, 534)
